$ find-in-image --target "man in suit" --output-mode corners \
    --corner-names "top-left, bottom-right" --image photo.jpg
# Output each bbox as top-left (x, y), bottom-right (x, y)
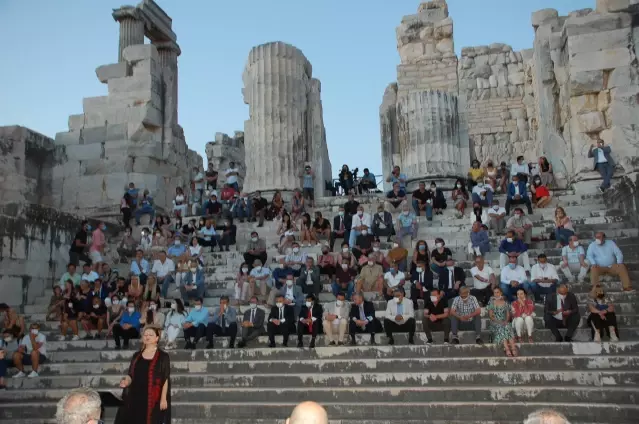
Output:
top-left (384, 288), bottom-right (416, 345)
top-left (349, 292), bottom-right (381, 345)
top-left (372, 204), bottom-right (395, 242)
top-left (505, 174), bottom-right (533, 215)
top-left (279, 274), bottom-right (305, 317)
top-left (206, 295), bottom-right (238, 349)
top-left (544, 284), bottom-right (580, 342)
top-left (588, 140), bottom-right (615, 192)
top-left (330, 206), bottom-right (351, 251)
top-left (267, 294), bottom-right (296, 347)
top-left (410, 260), bottom-right (434, 310)
top-left (237, 296), bottom-right (265, 348)
top-left (323, 292), bottom-right (350, 345)
top-left (297, 294), bottom-right (323, 348)
top-left (437, 257), bottom-right (466, 302)
top-left (296, 257), bottom-right (321, 297)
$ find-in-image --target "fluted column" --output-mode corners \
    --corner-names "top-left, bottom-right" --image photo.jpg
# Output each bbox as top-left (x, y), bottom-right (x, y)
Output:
top-left (154, 40), bottom-right (181, 127)
top-left (243, 42), bottom-right (312, 193)
top-left (112, 7), bottom-right (144, 63)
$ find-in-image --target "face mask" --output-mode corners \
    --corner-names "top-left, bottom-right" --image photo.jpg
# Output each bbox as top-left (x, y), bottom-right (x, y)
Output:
top-left (255, 266), bottom-right (262, 272)
top-left (572, 241), bottom-right (579, 246)
top-left (322, 251), bottom-right (328, 255)
top-left (30, 329), bottom-right (39, 335)
top-left (336, 300), bottom-right (344, 307)
top-left (596, 239), bottom-right (603, 245)
top-left (4, 337), bottom-right (12, 343)
top-left (170, 303), bottom-right (177, 310)
top-left (393, 243), bottom-right (399, 248)
top-left (125, 232), bottom-right (131, 237)
top-left (341, 248), bottom-right (350, 254)
top-left (286, 280), bottom-right (294, 287)
top-left (358, 211), bottom-right (363, 216)
top-left (430, 187), bottom-right (436, 192)
top-left (403, 211), bottom-right (409, 215)
top-left (430, 296), bottom-right (438, 302)
top-left (86, 225), bottom-right (92, 231)
top-left (293, 248), bottom-right (300, 253)
top-left (251, 237), bottom-right (258, 242)
top-left (368, 261), bottom-right (375, 267)
top-left (174, 240), bottom-right (181, 246)
top-left (149, 304), bottom-right (156, 311)
top-left (493, 205), bottom-right (499, 210)
top-left (506, 238), bottom-right (514, 243)
top-left (373, 247), bottom-right (380, 252)
top-left (559, 294), bottom-right (566, 300)
top-left (395, 297), bottom-right (403, 304)
top-left (341, 264), bottom-right (349, 270)
top-left (378, 210), bottom-right (384, 215)
top-left (68, 302), bottom-right (74, 308)
top-left (389, 268), bottom-right (396, 273)
top-left (276, 302), bottom-right (283, 308)
top-left (128, 307), bottom-right (135, 314)
top-left (461, 296), bottom-right (469, 301)
top-left (362, 230), bottom-right (368, 236)
top-left (93, 304), bottom-right (99, 309)
top-left (112, 300), bottom-right (120, 305)
top-left (435, 243), bottom-right (443, 249)
top-left (540, 263), bottom-right (547, 268)
top-left (515, 214), bottom-right (522, 218)
top-left (305, 301), bottom-right (312, 308)
top-left (416, 267), bottom-right (423, 273)
top-left (194, 305), bottom-right (202, 311)
top-left (456, 184), bottom-right (461, 188)
top-left (509, 263), bottom-right (516, 269)
top-left (338, 211), bottom-right (344, 216)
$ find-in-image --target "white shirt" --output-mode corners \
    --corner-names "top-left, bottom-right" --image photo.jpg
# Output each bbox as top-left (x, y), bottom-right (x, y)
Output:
top-left (531, 263), bottom-right (559, 287)
top-left (189, 245), bottom-right (202, 257)
top-left (225, 168), bottom-right (239, 184)
top-left (384, 271), bottom-right (405, 288)
top-left (81, 271), bottom-right (99, 282)
top-left (351, 213), bottom-right (372, 230)
top-left (500, 265), bottom-right (527, 286)
top-left (596, 149), bottom-right (607, 164)
top-left (194, 172), bottom-right (205, 190)
top-left (470, 265), bottom-right (494, 290)
top-left (152, 258), bottom-right (176, 278)
top-left (472, 184), bottom-right (492, 197)
top-left (285, 286), bottom-right (295, 301)
top-left (488, 206), bottom-right (506, 217)
top-left (554, 296), bottom-right (563, 320)
top-left (511, 163), bottom-right (529, 175)
top-left (20, 333), bottom-right (47, 357)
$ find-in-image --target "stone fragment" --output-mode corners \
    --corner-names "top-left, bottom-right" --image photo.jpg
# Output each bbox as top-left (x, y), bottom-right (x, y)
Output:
top-left (567, 28), bottom-right (631, 55)
top-left (475, 64), bottom-right (492, 79)
top-left (95, 62), bottom-right (130, 83)
top-left (596, 0), bottom-right (630, 13)
top-left (435, 38), bottom-right (453, 53)
top-left (531, 9), bottom-right (559, 29)
top-left (609, 86), bottom-right (639, 125)
top-left (65, 143), bottom-right (103, 162)
top-left (578, 111), bottom-right (606, 133)
top-left (570, 70), bottom-right (604, 95)
top-left (80, 126), bottom-right (106, 145)
top-left (122, 44), bottom-right (159, 64)
top-left (570, 94), bottom-right (599, 114)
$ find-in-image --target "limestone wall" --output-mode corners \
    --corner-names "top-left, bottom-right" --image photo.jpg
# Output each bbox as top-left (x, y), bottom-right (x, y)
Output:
top-left (205, 132), bottom-right (246, 189)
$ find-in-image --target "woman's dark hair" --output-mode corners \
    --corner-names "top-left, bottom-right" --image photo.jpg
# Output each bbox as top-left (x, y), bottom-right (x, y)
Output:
top-left (454, 178), bottom-right (467, 194)
top-left (174, 299), bottom-right (185, 314)
top-left (239, 262), bottom-right (248, 273)
top-left (282, 212), bottom-right (292, 230)
top-left (516, 288), bottom-right (527, 296)
top-left (302, 213), bottom-right (311, 229)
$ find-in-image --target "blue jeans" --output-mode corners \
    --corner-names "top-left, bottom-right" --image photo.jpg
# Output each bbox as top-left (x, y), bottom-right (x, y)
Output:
top-left (500, 281), bottom-right (535, 302)
top-left (431, 264), bottom-right (446, 275)
top-left (471, 191), bottom-right (493, 207)
top-left (180, 284), bottom-right (205, 302)
top-left (596, 162), bottom-right (614, 189)
top-left (160, 274), bottom-right (176, 298)
top-left (332, 281), bottom-right (354, 300)
top-left (555, 228), bottom-right (574, 246)
top-left (233, 202), bottom-right (253, 219)
top-left (531, 282), bottom-right (557, 303)
top-left (135, 205), bottom-right (155, 225)
top-left (229, 182), bottom-right (239, 192)
top-left (349, 230), bottom-right (361, 248)
top-left (411, 199), bottom-right (433, 220)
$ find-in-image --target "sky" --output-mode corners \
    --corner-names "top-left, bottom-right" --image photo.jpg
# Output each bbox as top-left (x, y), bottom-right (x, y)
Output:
top-left (0, 0), bottom-right (593, 179)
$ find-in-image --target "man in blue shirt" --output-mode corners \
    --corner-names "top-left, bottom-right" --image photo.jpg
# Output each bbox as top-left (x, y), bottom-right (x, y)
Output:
top-left (386, 165), bottom-right (407, 191)
top-left (167, 234), bottom-right (187, 260)
top-left (180, 260), bottom-right (205, 303)
top-left (129, 249), bottom-right (149, 285)
top-left (206, 295), bottom-right (238, 349)
top-left (113, 301), bottom-right (141, 349)
top-left (505, 174), bottom-right (533, 215)
top-left (587, 232), bottom-right (632, 291)
top-left (134, 189), bottom-right (154, 225)
top-left (498, 230), bottom-right (531, 271)
top-left (272, 258), bottom-right (295, 290)
top-left (127, 183), bottom-right (139, 209)
top-left (183, 298), bottom-right (209, 349)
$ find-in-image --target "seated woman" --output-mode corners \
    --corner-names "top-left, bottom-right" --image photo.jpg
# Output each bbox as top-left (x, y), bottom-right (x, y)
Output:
top-left (511, 288), bottom-right (535, 343)
top-left (160, 215), bottom-right (173, 239)
top-left (430, 182), bottom-right (447, 215)
top-left (277, 212), bottom-right (298, 254)
top-left (430, 238), bottom-right (452, 275)
top-left (313, 212), bottom-right (332, 242)
top-left (47, 286), bottom-right (65, 321)
top-left (538, 156), bottom-right (555, 188)
top-left (235, 263), bottom-right (251, 305)
top-left (127, 276), bottom-right (144, 306)
top-left (151, 229), bottom-right (167, 253)
top-left (189, 236), bottom-right (204, 266)
top-left (106, 294), bottom-right (124, 338)
top-left (142, 275), bottom-right (161, 303)
top-left (467, 159), bottom-right (485, 190)
top-left (58, 292), bottom-right (81, 341)
top-left (484, 160), bottom-right (498, 190)
top-left (588, 285), bottom-right (619, 342)
top-left (267, 191), bottom-right (285, 221)
top-left (173, 186), bottom-right (188, 219)
top-left (530, 176), bottom-right (552, 208)
top-left (338, 164), bottom-right (354, 195)
top-left (318, 247), bottom-right (336, 279)
top-left (451, 178), bottom-right (469, 218)
top-left (163, 299), bottom-right (187, 350)
top-left (0, 303), bottom-right (25, 339)
top-left (140, 299), bottom-right (165, 328)
top-left (468, 221), bottom-right (490, 257)
top-left (554, 207), bottom-right (575, 248)
top-left (337, 242), bottom-right (357, 269)
top-left (487, 287), bottom-right (518, 357)
top-left (299, 213), bottom-right (318, 246)
top-left (410, 240), bottom-right (430, 274)
top-left (290, 190), bottom-right (305, 222)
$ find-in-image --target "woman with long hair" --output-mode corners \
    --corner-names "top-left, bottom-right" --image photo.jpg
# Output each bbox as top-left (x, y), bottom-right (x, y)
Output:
top-left (554, 207), bottom-right (575, 248)
top-left (587, 285), bottom-right (620, 342)
top-left (115, 326), bottom-right (171, 424)
top-left (277, 212), bottom-right (297, 253)
top-left (451, 178), bottom-right (469, 218)
top-left (299, 213), bottom-right (317, 246)
top-left (163, 300), bottom-right (187, 349)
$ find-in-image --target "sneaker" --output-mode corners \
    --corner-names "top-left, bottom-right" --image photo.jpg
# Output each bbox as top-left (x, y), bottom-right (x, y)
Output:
top-left (12, 371), bottom-right (26, 379)
top-left (329, 341), bottom-right (336, 346)
top-left (451, 338), bottom-right (460, 345)
top-left (71, 335), bottom-right (80, 341)
top-left (387, 337), bottom-right (395, 346)
top-left (205, 343), bottom-right (214, 349)
top-left (57, 335), bottom-right (66, 341)
top-left (593, 331), bottom-right (601, 343)
top-left (443, 339), bottom-right (450, 345)
top-left (27, 371), bottom-right (39, 378)
top-left (476, 338), bottom-right (484, 345)
top-left (610, 332), bottom-right (619, 342)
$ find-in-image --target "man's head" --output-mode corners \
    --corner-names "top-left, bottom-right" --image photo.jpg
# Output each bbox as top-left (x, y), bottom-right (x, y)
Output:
top-left (357, 205), bottom-right (364, 215)
top-left (514, 208), bottom-right (524, 217)
top-left (305, 257), bottom-right (314, 268)
top-left (338, 206), bottom-right (345, 216)
top-left (229, 161), bottom-right (235, 168)
top-left (173, 234), bottom-right (182, 245)
top-left (393, 165), bottom-right (400, 174)
top-left (392, 182), bottom-right (400, 192)
top-left (446, 256), bottom-right (455, 269)
top-left (512, 174), bottom-right (519, 183)
top-left (506, 230), bottom-right (515, 242)
top-left (305, 294), bottom-right (315, 306)
top-left (363, 168), bottom-right (370, 175)
top-left (286, 401), bottom-right (328, 424)
top-left (352, 292), bottom-right (364, 305)
top-left (251, 231), bottom-right (259, 241)
top-left (500, 161), bottom-right (507, 169)
top-left (472, 159), bottom-right (480, 168)
top-left (472, 221), bottom-right (481, 232)
top-left (220, 295), bottom-right (229, 307)
top-left (474, 255), bottom-right (485, 268)
top-left (193, 297), bottom-right (203, 309)
top-left (336, 292), bottom-right (346, 304)
top-left (82, 263), bottom-right (91, 273)
top-left (401, 203), bottom-right (410, 214)
top-left (158, 250), bottom-right (167, 261)
top-left (492, 199), bottom-right (500, 207)
top-left (517, 155), bottom-right (524, 165)
top-left (253, 259), bottom-right (263, 269)
top-left (419, 182), bottom-right (426, 191)
top-left (285, 274), bottom-right (295, 286)
top-left (569, 235), bottom-right (579, 247)
top-left (430, 288), bottom-right (442, 301)
top-left (524, 409), bottom-right (571, 424)
top-left (67, 263), bottom-right (76, 274)
top-left (393, 288), bottom-right (404, 303)
top-left (557, 284), bottom-right (569, 296)
top-left (595, 231), bottom-right (606, 245)
top-left (508, 254), bottom-right (518, 267)
top-left (537, 253), bottom-right (547, 265)
top-left (55, 387), bottom-right (102, 424)
top-left (459, 286), bottom-right (470, 300)
top-left (292, 242), bottom-right (301, 252)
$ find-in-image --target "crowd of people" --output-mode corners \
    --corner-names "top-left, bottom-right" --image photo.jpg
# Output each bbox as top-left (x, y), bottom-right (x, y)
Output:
top-left (0, 143), bottom-right (632, 389)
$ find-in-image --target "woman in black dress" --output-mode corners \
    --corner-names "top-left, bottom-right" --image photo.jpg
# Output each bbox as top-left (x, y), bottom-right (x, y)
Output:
top-left (116, 326), bottom-right (171, 424)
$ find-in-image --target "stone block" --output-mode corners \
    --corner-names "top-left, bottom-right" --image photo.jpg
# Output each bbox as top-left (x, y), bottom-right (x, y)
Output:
top-left (435, 38), bottom-right (453, 54)
top-left (564, 12), bottom-right (632, 37)
top-left (128, 122), bottom-right (161, 142)
top-left (570, 70), bottom-right (604, 95)
top-left (95, 62), bottom-right (130, 84)
top-left (598, 91), bottom-right (611, 112)
top-left (531, 8), bottom-right (558, 28)
top-left (54, 131), bottom-right (81, 146)
top-left (122, 44), bottom-right (159, 64)
top-left (609, 85), bottom-right (639, 125)
top-left (608, 66), bottom-right (637, 88)
top-left (65, 143), bottom-right (103, 161)
top-left (82, 96), bottom-right (108, 113)
top-left (132, 58), bottom-right (159, 77)
top-left (609, 125), bottom-right (639, 171)
top-left (108, 75), bottom-right (154, 94)
top-left (577, 111), bottom-right (606, 133)
top-left (570, 48), bottom-right (632, 73)
top-left (107, 90), bottom-right (161, 109)
top-left (0, 276), bottom-right (23, 306)
top-left (80, 126), bottom-right (106, 145)
top-left (475, 64), bottom-right (491, 79)
top-left (507, 71), bottom-right (525, 85)
top-left (567, 28), bottom-right (631, 55)
top-left (68, 114), bottom-right (85, 131)
top-left (82, 156), bottom-right (132, 176)
top-left (105, 123), bottom-right (128, 141)
top-left (570, 94), bottom-right (599, 114)
top-left (596, 0), bottom-right (630, 13)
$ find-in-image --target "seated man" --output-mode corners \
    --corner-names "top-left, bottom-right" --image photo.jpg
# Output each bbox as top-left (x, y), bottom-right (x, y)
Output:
top-left (59, 263), bottom-right (82, 289)
top-left (505, 174), bottom-right (533, 215)
top-left (506, 208), bottom-right (533, 244)
top-left (544, 284), bottom-right (580, 342)
top-left (10, 323), bottom-right (47, 378)
top-left (83, 296), bottom-right (107, 340)
top-left (449, 287), bottom-right (483, 345)
top-left (385, 182), bottom-right (407, 214)
top-left (372, 205), bottom-right (395, 242)
top-left (232, 193), bottom-right (253, 223)
top-left (267, 294), bottom-right (296, 347)
top-left (422, 288), bottom-right (451, 344)
top-left (333, 260), bottom-right (357, 300)
top-left (411, 182), bottom-right (431, 218)
top-left (113, 301), bottom-right (141, 349)
top-left (297, 294), bottom-right (323, 348)
top-left (470, 255), bottom-right (496, 307)
top-left (180, 260), bottom-right (205, 303)
top-left (206, 295), bottom-right (238, 349)
top-left (560, 235), bottom-right (590, 283)
top-left (272, 258), bottom-right (295, 291)
top-left (237, 296), bottom-right (265, 348)
top-left (410, 260), bottom-right (434, 309)
top-left (313, 212), bottom-right (332, 241)
top-left (197, 219), bottom-right (220, 252)
top-left (330, 207), bottom-right (351, 251)
top-left (167, 234), bottom-right (188, 261)
top-left (383, 262), bottom-right (407, 301)
top-left (384, 288), bottom-right (416, 345)
top-left (317, 247), bottom-right (336, 279)
top-left (243, 232), bottom-right (267, 270)
top-left (81, 263), bottom-right (99, 283)
top-left (182, 297), bottom-right (209, 349)
top-left (530, 253), bottom-right (560, 303)
top-left (587, 231), bottom-right (633, 292)
top-left (500, 254), bottom-right (533, 302)
top-left (249, 259), bottom-right (272, 298)
top-left (285, 243), bottom-right (308, 277)
top-left (429, 182), bottom-right (447, 215)
top-left (203, 194), bottom-right (223, 218)
top-left (396, 204), bottom-right (418, 245)
top-left (117, 227), bottom-right (138, 260)
top-left (468, 221), bottom-right (490, 257)
top-left (511, 155), bottom-right (531, 184)
top-left (498, 230), bottom-right (531, 271)
top-left (353, 225), bottom-right (375, 263)
top-left (134, 190), bottom-right (155, 226)
top-left (357, 168), bottom-right (376, 193)
top-left (349, 292), bottom-right (381, 345)
top-left (356, 258), bottom-right (384, 298)
top-left (323, 292), bottom-right (350, 345)
top-left (471, 182), bottom-right (494, 207)
top-left (152, 251), bottom-right (176, 299)
top-left (278, 274), bottom-right (304, 316)
top-left (215, 218), bottom-right (236, 252)
top-left (437, 257), bottom-right (466, 301)
top-left (252, 191), bottom-right (268, 226)
top-left (220, 184), bottom-right (236, 207)
top-left (297, 257), bottom-right (321, 297)
top-left (487, 200), bottom-right (507, 234)
top-left (430, 239), bottom-right (453, 275)
top-left (349, 205), bottom-right (372, 248)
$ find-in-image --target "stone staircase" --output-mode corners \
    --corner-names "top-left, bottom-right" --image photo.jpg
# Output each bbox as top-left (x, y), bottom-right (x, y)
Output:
top-left (1, 184), bottom-right (639, 423)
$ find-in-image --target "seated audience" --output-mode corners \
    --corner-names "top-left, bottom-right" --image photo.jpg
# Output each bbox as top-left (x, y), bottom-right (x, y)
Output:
top-left (249, 259), bottom-right (272, 298)
top-left (411, 182), bottom-right (430, 218)
top-left (59, 263), bottom-right (81, 289)
top-left (353, 225), bottom-right (375, 264)
top-left (286, 243), bottom-right (308, 277)
top-left (180, 260), bottom-right (205, 304)
top-left (506, 208), bottom-right (533, 244)
top-left (81, 263), bottom-right (99, 283)
top-left (139, 228), bottom-right (152, 252)
top-left (554, 207), bottom-right (575, 247)
top-left (499, 230), bottom-right (531, 271)
top-left (588, 285), bottom-right (619, 342)
top-left (544, 284), bottom-right (580, 342)
top-left (267, 191), bottom-right (285, 220)
top-left (531, 176), bottom-right (552, 208)
top-left (48, 286), bottom-right (65, 321)
top-left (422, 288), bottom-right (450, 344)
top-left (505, 174), bottom-right (533, 215)
top-left (383, 262), bottom-right (407, 301)
top-left (167, 234), bottom-right (187, 261)
top-left (10, 323), bottom-right (47, 378)
top-left (81, 296), bottom-right (107, 340)
top-left (330, 206), bottom-right (351, 250)
top-left (232, 193), bottom-right (253, 223)
top-left (337, 242), bottom-right (357, 269)
top-left (173, 186), bottom-right (188, 219)
top-left (451, 178), bottom-right (469, 218)
top-left (429, 182), bottom-right (447, 215)
top-left (487, 200), bottom-right (507, 234)
top-left (386, 165), bottom-right (408, 191)
top-left (267, 294), bottom-right (296, 347)
top-left (411, 240), bottom-right (430, 274)
top-left (0, 329), bottom-right (18, 387)
top-left (512, 288), bottom-right (535, 343)
top-left (317, 248), bottom-right (336, 279)
top-left (278, 275), bottom-right (304, 316)
top-left (384, 288), bottom-right (416, 345)
top-left (449, 287), bottom-right (483, 345)
top-left (150, 228), bottom-right (167, 252)
top-left (152, 251), bottom-right (176, 299)
top-left (538, 156), bottom-right (555, 187)
top-left (500, 254), bottom-right (533, 302)
top-left (299, 213), bottom-right (318, 247)
top-left (323, 292), bottom-right (350, 345)
top-left (511, 155), bottom-right (530, 184)
top-left (496, 161), bottom-right (510, 192)
top-left (206, 295), bottom-right (238, 349)
top-left (277, 212), bottom-right (297, 253)
top-left (430, 238), bottom-right (452, 275)
top-left (297, 294), bottom-right (323, 348)
top-left (349, 205), bottom-right (372, 249)
top-left (467, 159), bottom-right (485, 190)
top-left (358, 168), bottom-right (377, 193)
top-left (298, 257), bottom-right (321, 297)
top-left (468, 221), bottom-right (490, 256)
top-left (396, 204), bottom-right (418, 246)
top-left (470, 255), bottom-right (496, 307)
top-left (372, 205), bottom-right (394, 242)
top-left (343, 193), bottom-right (360, 216)
top-left (483, 160), bottom-right (498, 189)
top-left (203, 194), bottom-right (223, 219)
top-left (385, 182), bottom-right (407, 214)
top-left (113, 301), bottom-right (141, 349)
top-left (410, 260), bottom-right (434, 309)
top-left (368, 240), bottom-right (388, 269)
top-left (587, 231), bottom-right (633, 292)
top-left (560, 235), bottom-right (589, 283)
top-left (356, 258), bottom-right (384, 297)
top-left (189, 237), bottom-right (204, 266)
top-left (215, 217), bottom-right (236, 252)
top-left (237, 296), bottom-right (266, 348)
top-left (182, 297), bottom-right (209, 349)
top-left (106, 294), bottom-right (124, 338)
top-left (471, 182), bottom-right (493, 207)
top-left (487, 287), bottom-right (518, 357)
top-left (139, 299), bottom-right (165, 328)
top-left (313, 212), bottom-right (331, 242)
top-left (163, 299), bottom-right (187, 350)
top-left (332, 259), bottom-right (356, 300)
top-left (197, 219), bottom-right (220, 252)
top-left (349, 292), bottom-right (381, 345)
top-left (243, 231), bottom-right (267, 270)
top-left (117, 227), bottom-right (137, 260)
top-left (438, 257), bottom-right (466, 301)
top-left (530, 253), bottom-right (560, 303)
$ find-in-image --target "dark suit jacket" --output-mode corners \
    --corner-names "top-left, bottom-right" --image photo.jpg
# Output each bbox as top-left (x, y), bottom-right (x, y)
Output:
top-left (296, 266), bottom-right (321, 296)
top-left (507, 181), bottom-right (529, 199)
top-left (268, 304), bottom-right (296, 329)
top-left (333, 215), bottom-right (351, 235)
top-left (299, 303), bottom-right (324, 324)
top-left (410, 269), bottom-right (434, 292)
top-left (437, 266), bottom-right (466, 292)
top-left (349, 300), bottom-right (376, 321)
top-left (242, 307), bottom-right (265, 328)
top-left (588, 145), bottom-right (615, 169)
top-left (372, 211), bottom-right (394, 234)
top-left (544, 292), bottom-right (580, 319)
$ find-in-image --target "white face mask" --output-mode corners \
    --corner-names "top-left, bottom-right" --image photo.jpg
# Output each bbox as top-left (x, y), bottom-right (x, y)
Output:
top-left (572, 241), bottom-right (579, 246)
top-left (456, 184), bottom-right (461, 188)
top-left (338, 211), bottom-right (344, 216)
top-left (174, 240), bottom-right (181, 245)
top-left (242, 268), bottom-right (249, 273)
top-left (336, 300), bottom-right (344, 307)
top-left (170, 303), bottom-right (177, 310)
top-left (493, 205), bottom-right (499, 210)
top-left (4, 337), bottom-right (12, 343)
top-left (286, 280), bottom-right (294, 287)
top-left (506, 238), bottom-right (514, 243)
top-left (559, 294), bottom-right (567, 300)
top-left (67, 302), bottom-right (73, 308)
top-left (373, 247), bottom-right (380, 252)
top-left (305, 301), bottom-right (312, 308)
top-left (403, 211), bottom-right (409, 215)
top-left (393, 243), bottom-right (399, 248)
top-left (276, 302), bottom-right (284, 308)
top-left (416, 267), bottom-right (423, 273)
top-left (255, 266), bottom-right (262, 272)
top-left (93, 304), bottom-right (100, 309)
top-left (190, 267), bottom-right (197, 273)
top-left (368, 261), bottom-right (375, 267)
top-left (249, 303), bottom-right (258, 309)
top-left (361, 230), bottom-right (368, 236)
top-left (293, 247), bottom-right (300, 253)
top-left (112, 300), bottom-right (120, 305)
top-left (251, 236), bottom-right (259, 242)
top-left (435, 243), bottom-right (443, 249)
top-left (357, 211), bottom-right (363, 216)
top-left (30, 329), bottom-right (39, 335)
top-left (341, 264), bottom-right (348, 270)
top-left (342, 247), bottom-right (350, 253)
top-left (128, 307), bottom-right (135, 314)
top-left (430, 296), bottom-right (438, 302)
top-left (596, 239), bottom-right (603, 245)
top-left (194, 305), bottom-right (202, 311)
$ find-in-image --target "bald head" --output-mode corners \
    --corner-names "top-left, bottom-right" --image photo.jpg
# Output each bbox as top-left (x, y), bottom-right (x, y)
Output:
top-left (286, 401), bottom-right (328, 424)
top-left (524, 409), bottom-right (571, 424)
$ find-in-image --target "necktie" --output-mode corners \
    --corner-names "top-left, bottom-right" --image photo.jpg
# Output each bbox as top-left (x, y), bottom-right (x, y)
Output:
top-left (340, 218), bottom-right (344, 231)
top-left (279, 308), bottom-right (283, 321)
top-left (359, 305), bottom-right (365, 320)
top-left (449, 270), bottom-right (453, 289)
top-left (221, 310), bottom-right (226, 328)
top-left (250, 309), bottom-right (255, 324)
top-left (561, 298), bottom-right (566, 323)
top-left (307, 307), bottom-right (313, 331)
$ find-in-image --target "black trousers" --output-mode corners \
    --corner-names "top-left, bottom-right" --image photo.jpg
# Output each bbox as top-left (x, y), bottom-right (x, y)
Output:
top-left (471, 286), bottom-right (494, 307)
top-left (384, 318), bottom-right (416, 338)
top-left (244, 252), bottom-right (268, 270)
top-left (349, 318), bottom-right (381, 340)
top-left (267, 322), bottom-right (294, 345)
top-left (422, 317), bottom-right (451, 340)
top-left (113, 325), bottom-right (139, 347)
top-left (184, 324), bottom-right (207, 342)
top-left (545, 313), bottom-right (580, 341)
top-left (505, 196), bottom-right (533, 215)
top-left (297, 319), bottom-right (322, 341)
top-left (207, 322), bottom-right (238, 345)
top-left (69, 250), bottom-right (92, 267)
top-left (319, 265), bottom-right (336, 276)
top-left (589, 312), bottom-right (619, 338)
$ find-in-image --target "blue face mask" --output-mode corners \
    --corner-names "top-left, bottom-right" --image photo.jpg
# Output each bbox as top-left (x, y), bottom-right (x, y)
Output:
top-left (509, 263), bottom-right (516, 269)
top-left (86, 225), bottom-right (92, 231)
top-left (389, 268), bottom-right (396, 273)
top-left (102, 225), bottom-right (107, 231)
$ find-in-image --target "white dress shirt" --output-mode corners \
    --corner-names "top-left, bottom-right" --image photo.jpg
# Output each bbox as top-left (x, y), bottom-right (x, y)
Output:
top-left (470, 265), bottom-right (494, 290)
top-left (500, 265), bottom-right (527, 286)
top-left (385, 298), bottom-right (414, 325)
top-left (384, 271), bottom-right (405, 288)
top-left (152, 258), bottom-right (176, 278)
top-left (530, 263), bottom-right (559, 287)
top-left (351, 213), bottom-right (372, 230)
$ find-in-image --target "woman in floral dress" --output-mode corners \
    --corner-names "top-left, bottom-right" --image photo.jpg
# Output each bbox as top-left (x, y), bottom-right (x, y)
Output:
top-left (487, 287), bottom-right (519, 357)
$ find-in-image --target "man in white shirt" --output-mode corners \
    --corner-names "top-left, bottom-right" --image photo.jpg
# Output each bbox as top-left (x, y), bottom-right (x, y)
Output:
top-left (470, 256), bottom-right (496, 307)
top-left (530, 253), bottom-right (560, 304)
top-left (225, 161), bottom-right (240, 192)
top-left (560, 235), bottom-right (590, 283)
top-left (511, 155), bottom-right (530, 184)
top-left (11, 323), bottom-right (47, 378)
top-left (348, 205), bottom-right (372, 248)
top-left (500, 254), bottom-right (532, 302)
top-left (384, 289), bottom-right (416, 345)
top-left (471, 183), bottom-right (494, 207)
top-left (383, 264), bottom-right (406, 301)
top-left (487, 200), bottom-right (507, 234)
top-left (322, 292), bottom-right (350, 345)
top-left (81, 263), bottom-right (99, 283)
top-left (152, 250), bottom-right (176, 298)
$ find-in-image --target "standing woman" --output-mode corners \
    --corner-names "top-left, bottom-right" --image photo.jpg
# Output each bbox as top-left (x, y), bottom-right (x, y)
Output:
top-left (115, 326), bottom-right (171, 424)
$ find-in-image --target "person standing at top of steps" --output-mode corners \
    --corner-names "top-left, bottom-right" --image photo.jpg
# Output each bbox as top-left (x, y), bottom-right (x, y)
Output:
top-left (544, 284), bottom-right (580, 342)
top-left (68, 220), bottom-right (92, 267)
top-left (286, 401), bottom-right (328, 424)
top-left (588, 140), bottom-right (615, 193)
top-left (587, 231), bottom-right (633, 292)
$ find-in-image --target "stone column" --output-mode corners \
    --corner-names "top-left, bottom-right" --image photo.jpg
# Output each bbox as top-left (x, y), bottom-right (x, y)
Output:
top-left (380, 83), bottom-right (400, 192)
top-left (306, 78), bottom-right (331, 196)
top-left (242, 41), bottom-right (312, 193)
top-left (112, 7), bottom-right (144, 63)
top-left (396, 90), bottom-right (461, 187)
top-left (154, 40), bottom-right (181, 127)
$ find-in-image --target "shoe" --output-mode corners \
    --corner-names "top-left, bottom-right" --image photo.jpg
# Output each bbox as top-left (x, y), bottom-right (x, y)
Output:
top-left (555, 337), bottom-right (564, 343)
top-left (329, 341), bottom-right (336, 346)
top-left (84, 334), bottom-right (93, 340)
top-left (297, 341), bottom-right (304, 348)
top-left (593, 331), bottom-right (601, 343)
top-left (598, 186), bottom-right (605, 193)
top-left (565, 337), bottom-right (572, 343)
top-left (388, 337), bottom-right (395, 346)
top-left (476, 338), bottom-right (484, 345)
top-left (184, 342), bottom-right (192, 350)
top-left (229, 342), bottom-right (235, 349)
top-left (610, 332), bottom-right (619, 342)
top-left (114, 344), bottom-right (121, 350)
top-left (623, 287), bottom-right (635, 292)
top-left (408, 336), bottom-right (415, 345)
top-left (71, 335), bottom-right (80, 341)
top-left (27, 371), bottom-right (39, 378)
top-left (443, 339), bottom-right (449, 345)
top-left (123, 343), bottom-right (130, 349)
top-left (452, 338), bottom-right (460, 345)
top-left (94, 334), bottom-right (101, 340)
top-left (426, 339), bottom-right (434, 344)
top-left (12, 371), bottom-right (26, 379)
top-left (237, 341), bottom-right (246, 348)
top-left (268, 342), bottom-right (276, 348)
top-left (309, 338), bottom-right (316, 349)
top-left (205, 343), bottom-right (214, 349)
top-left (337, 341), bottom-right (344, 346)
top-left (57, 335), bottom-right (66, 341)
top-left (350, 339), bottom-right (357, 346)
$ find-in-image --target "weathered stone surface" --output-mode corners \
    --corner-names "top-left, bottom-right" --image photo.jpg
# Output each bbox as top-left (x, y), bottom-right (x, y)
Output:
top-left (570, 70), bottom-right (604, 96)
top-left (567, 28), bottom-right (631, 55)
top-left (95, 62), bottom-right (130, 83)
top-left (569, 48), bottom-right (632, 73)
top-left (609, 85), bottom-right (639, 125)
top-left (596, 0), bottom-right (631, 13)
top-left (122, 44), bottom-right (159, 64)
top-left (531, 9), bottom-right (558, 28)
top-left (564, 12), bottom-right (633, 37)
top-left (577, 111), bottom-right (606, 133)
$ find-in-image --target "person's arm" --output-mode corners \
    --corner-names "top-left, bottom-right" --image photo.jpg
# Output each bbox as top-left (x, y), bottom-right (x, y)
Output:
top-left (588, 145), bottom-right (595, 158)
top-left (586, 244), bottom-right (596, 266)
top-left (612, 242), bottom-right (624, 264)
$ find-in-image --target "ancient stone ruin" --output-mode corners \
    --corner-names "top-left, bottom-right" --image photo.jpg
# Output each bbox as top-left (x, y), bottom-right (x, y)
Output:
top-left (205, 131), bottom-right (246, 189)
top-left (381, 0), bottom-right (639, 191)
